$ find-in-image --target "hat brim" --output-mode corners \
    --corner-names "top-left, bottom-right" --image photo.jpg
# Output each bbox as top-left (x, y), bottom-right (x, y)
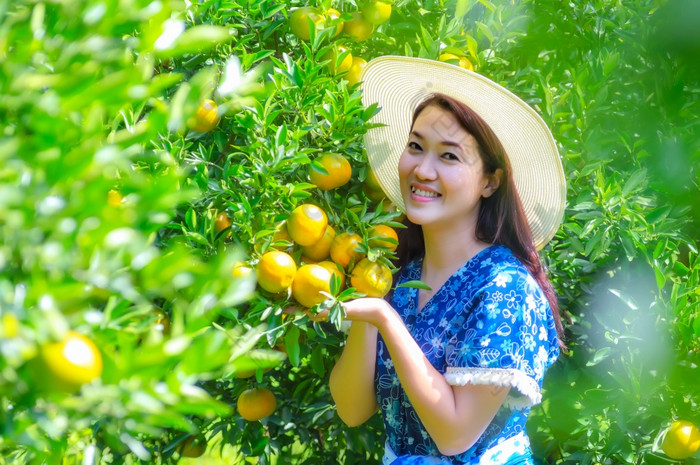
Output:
top-left (360, 56), bottom-right (566, 249)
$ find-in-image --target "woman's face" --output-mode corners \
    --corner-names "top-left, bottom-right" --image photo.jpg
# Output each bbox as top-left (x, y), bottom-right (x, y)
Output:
top-left (398, 104), bottom-right (498, 231)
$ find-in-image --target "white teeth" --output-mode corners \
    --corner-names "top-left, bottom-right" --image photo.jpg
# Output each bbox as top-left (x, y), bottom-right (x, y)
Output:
top-left (411, 186), bottom-right (439, 198)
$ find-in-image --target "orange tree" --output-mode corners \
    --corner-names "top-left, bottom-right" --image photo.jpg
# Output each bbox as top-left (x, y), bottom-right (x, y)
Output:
top-left (2, 0), bottom-right (699, 464)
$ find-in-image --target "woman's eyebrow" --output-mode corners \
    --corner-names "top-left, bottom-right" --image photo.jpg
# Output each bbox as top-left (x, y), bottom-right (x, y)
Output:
top-left (410, 130), bottom-right (463, 150)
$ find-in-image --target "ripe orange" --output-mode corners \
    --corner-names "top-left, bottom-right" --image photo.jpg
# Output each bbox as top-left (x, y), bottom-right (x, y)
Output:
top-left (286, 204), bottom-right (328, 246)
top-left (232, 263), bottom-right (254, 279)
top-left (256, 251), bottom-right (296, 293)
top-left (42, 331), bottom-right (103, 388)
top-left (107, 189), bottom-right (122, 207)
top-left (272, 221), bottom-right (292, 246)
top-left (2, 313), bottom-right (19, 339)
top-left (325, 45), bottom-right (353, 75)
top-left (351, 258), bottom-right (392, 297)
top-left (345, 57), bottom-right (368, 87)
top-left (662, 420), bottom-right (700, 459)
top-left (310, 153), bottom-right (352, 190)
top-left (344, 12), bottom-right (374, 41)
top-left (362, 1), bottom-right (392, 25)
top-left (178, 435), bottom-right (207, 458)
top-left (292, 264), bottom-right (333, 308)
top-left (362, 168), bottom-right (386, 201)
top-left (188, 99), bottom-right (219, 132)
top-left (289, 6), bottom-right (325, 41)
top-left (330, 232), bottom-right (364, 268)
top-left (301, 225), bottom-right (336, 262)
top-left (369, 225), bottom-right (398, 253)
top-left (318, 260), bottom-right (346, 290)
top-left (214, 212), bottom-right (231, 232)
top-left (237, 387), bottom-right (277, 421)
top-left (438, 53), bottom-right (474, 72)
top-left (324, 8), bottom-right (344, 37)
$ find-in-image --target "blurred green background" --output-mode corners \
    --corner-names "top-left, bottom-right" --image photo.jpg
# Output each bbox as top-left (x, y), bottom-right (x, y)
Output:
top-left (0, 0), bottom-right (698, 463)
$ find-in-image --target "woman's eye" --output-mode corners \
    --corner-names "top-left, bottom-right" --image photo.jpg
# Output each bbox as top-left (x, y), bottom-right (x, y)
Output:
top-left (443, 152), bottom-right (458, 160)
top-left (408, 142), bottom-right (422, 151)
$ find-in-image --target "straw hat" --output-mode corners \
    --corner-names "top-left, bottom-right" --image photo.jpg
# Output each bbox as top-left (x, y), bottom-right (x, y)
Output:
top-left (360, 55), bottom-right (566, 249)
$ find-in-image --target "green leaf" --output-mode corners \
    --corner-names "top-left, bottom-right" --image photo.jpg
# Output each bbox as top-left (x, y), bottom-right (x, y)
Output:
top-left (455, 0), bottom-right (476, 18)
top-left (586, 347), bottom-right (612, 367)
top-left (160, 25), bottom-right (234, 58)
top-left (284, 324), bottom-right (301, 367)
top-left (397, 280), bottom-right (432, 291)
top-left (621, 169), bottom-right (647, 197)
top-left (310, 345), bottom-right (325, 377)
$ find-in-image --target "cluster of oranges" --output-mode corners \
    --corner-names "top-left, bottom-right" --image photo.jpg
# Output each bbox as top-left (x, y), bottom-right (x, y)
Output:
top-left (288, 2), bottom-right (391, 87)
top-left (227, 155), bottom-right (398, 423)
top-left (256, 201), bottom-right (397, 310)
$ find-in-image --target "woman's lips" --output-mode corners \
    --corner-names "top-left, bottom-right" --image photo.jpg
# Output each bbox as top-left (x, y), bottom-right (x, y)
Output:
top-left (410, 184), bottom-right (441, 202)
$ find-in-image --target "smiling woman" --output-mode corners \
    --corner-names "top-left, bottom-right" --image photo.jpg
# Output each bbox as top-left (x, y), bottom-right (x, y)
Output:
top-left (329, 56), bottom-right (567, 464)
top-left (398, 104), bottom-right (500, 234)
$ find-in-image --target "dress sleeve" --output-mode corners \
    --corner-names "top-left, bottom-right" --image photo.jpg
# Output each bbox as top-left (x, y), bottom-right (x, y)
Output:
top-left (443, 265), bottom-right (559, 410)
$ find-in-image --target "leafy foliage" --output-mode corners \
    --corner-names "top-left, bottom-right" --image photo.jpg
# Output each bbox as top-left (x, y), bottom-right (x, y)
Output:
top-left (0, 0), bottom-right (698, 464)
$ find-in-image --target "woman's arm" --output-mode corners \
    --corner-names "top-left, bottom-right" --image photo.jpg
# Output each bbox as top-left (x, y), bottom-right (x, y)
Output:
top-left (329, 321), bottom-right (379, 427)
top-left (342, 298), bottom-right (509, 456)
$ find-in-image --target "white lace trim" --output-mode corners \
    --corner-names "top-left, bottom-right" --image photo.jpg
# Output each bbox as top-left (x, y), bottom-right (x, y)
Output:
top-left (444, 367), bottom-right (541, 410)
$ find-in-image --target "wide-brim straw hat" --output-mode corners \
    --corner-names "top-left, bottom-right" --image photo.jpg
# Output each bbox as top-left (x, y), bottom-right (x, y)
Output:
top-left (360, 55), bottom-right (566, 249)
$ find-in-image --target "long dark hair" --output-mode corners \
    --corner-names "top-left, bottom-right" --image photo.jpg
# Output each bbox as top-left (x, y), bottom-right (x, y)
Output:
top-left (395, 93), bottom-right (566, 346)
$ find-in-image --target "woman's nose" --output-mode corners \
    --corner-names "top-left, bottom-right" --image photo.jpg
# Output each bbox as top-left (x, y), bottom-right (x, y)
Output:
top-left (414, 154), bottom-right (437, 180)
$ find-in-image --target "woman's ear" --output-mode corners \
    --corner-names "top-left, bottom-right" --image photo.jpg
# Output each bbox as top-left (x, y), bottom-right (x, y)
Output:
top-left (482, 168), bottom-right (503, 198)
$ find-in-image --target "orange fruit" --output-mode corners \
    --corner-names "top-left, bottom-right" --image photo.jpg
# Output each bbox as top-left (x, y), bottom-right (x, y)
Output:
top-left (345, 56), bottom-right (368, 87)
top-left (330, 232), bottom-right (364, 268)
top-left (310, 153), bottom-right (352, 190)
top-left (272, 221), bottom-right (292, 246)
top-left (292, 264), bottom-right (333, 308)
top-left (232, 263), bottom-right (254, 279)
top-left (369, 225), bottom-right (398, 253)
top-left (344, 12), bottom-right (374, 41)
top-left (235, 365), bottom-right (272, 378)
top-left (289, 7), bottom-right (325, 41)
top-left (42, 331), bottom-right (103, 388)
top-left (178, 435), bottom-right (207, 458)
top-left (662, 420), bottom-right (700, 459)
top-left (237, 387), bottom-right (277, 421)
top-left (286, 204), bottom-right (328, 246)
top-left (107, 189), bottom-right (122, 207)
top-left (301, 225), bottom-right (336, 262)
top-left (256, 251), bottom-right (296, 293)
top-left (188, 99), bottom-right (219, 132)
top-left (362, 1), bottom-right (392, 25)
top-left (2, 313), bottom-right (19, 339)
top-left (324, 8), bottom-right (344, 37)
top-left (214, 212), bottom-right (231, 232)
top-left (350, 258), bottom-right (393, 297)
top-left (325, 45), bottom-right (353, 75)
top-left (438, 53), bottom-right (474, 72)
top-left (365, 168), bottom-right (383, 190)
top-left (318, 260), bottom-right (346, 290)
top-left (379, 198), bottom-right (405, 221)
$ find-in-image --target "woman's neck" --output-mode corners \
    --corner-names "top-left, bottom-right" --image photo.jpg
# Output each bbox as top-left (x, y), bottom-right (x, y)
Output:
top-left (421, 225), bottom-right (489, 277)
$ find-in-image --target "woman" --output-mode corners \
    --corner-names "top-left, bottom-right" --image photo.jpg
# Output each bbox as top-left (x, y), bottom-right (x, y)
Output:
top-left (329, 56), bottom-right (567, 464)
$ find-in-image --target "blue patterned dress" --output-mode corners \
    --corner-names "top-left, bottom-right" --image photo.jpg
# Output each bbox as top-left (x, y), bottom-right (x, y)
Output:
top-left (376, 245), bottom-right (559, 465)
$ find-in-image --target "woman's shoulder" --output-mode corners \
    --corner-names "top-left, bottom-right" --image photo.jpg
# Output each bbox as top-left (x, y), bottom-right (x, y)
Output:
top-left (472, 245), bottom-right (529, 277)
top-left (473, 246), bottom-right (543, 295)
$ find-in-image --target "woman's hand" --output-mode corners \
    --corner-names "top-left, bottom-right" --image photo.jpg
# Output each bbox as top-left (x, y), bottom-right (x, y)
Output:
top-left (342, 297), bottom-right (391, 328)
top-left (284, 297), bottom-right (392, 327)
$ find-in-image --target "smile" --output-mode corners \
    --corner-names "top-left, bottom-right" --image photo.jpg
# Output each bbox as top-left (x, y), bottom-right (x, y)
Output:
top-left (411, 186), bottom-right (441, 198)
